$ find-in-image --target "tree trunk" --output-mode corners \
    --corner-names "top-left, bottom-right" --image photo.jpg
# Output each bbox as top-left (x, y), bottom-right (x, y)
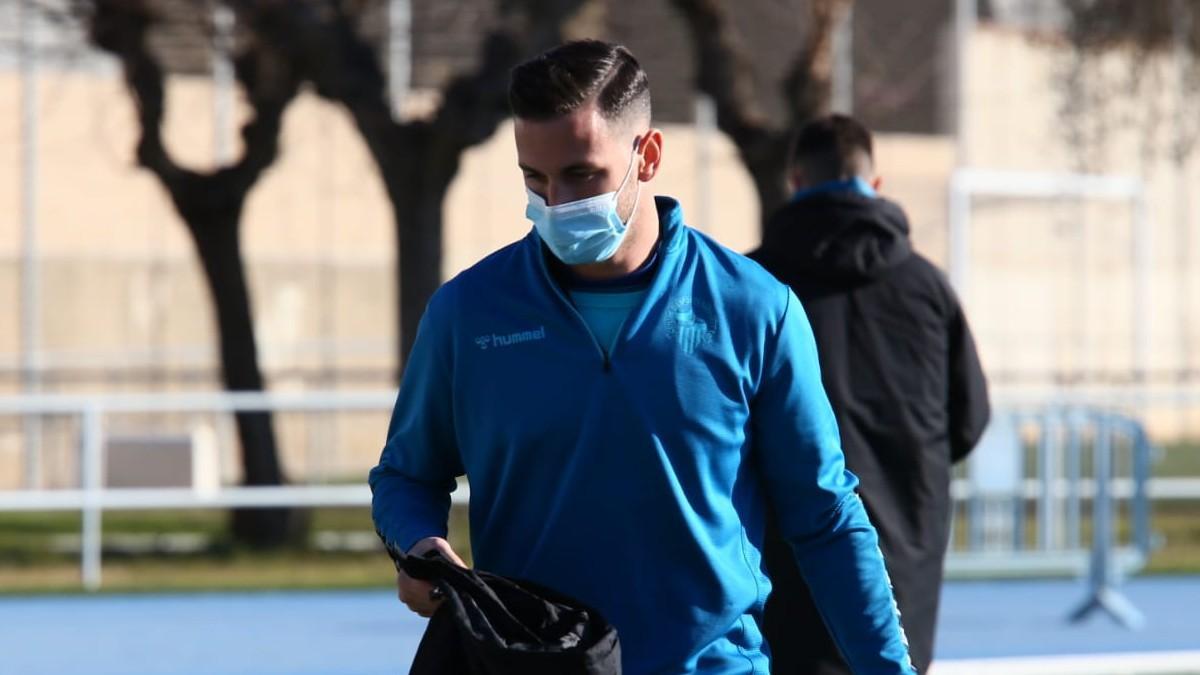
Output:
top-left (186, 205), bottom-right (306, 548)
top-left (741, 137), bottom-right (792, 225)
top-left (85, 0), bottom-right (306, 550)
top-left (396, 186), bottom-right (447, 372)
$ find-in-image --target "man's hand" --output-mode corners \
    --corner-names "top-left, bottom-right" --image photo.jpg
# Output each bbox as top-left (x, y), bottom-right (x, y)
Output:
top-left (397, 536), bottom-right (466, 618)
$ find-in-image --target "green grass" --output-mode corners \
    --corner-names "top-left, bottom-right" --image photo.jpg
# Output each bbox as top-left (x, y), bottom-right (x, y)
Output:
top-left (1148, 501), bottom-right (1200, 574)
top-left (1157, 440), bottom-right (1200, 477)
top-left (0, 506), bottom-right (473, 594)
top-left (0, 552), bottom-right (399, 595)
top-left (946, 501), bottom-right (1200, 568)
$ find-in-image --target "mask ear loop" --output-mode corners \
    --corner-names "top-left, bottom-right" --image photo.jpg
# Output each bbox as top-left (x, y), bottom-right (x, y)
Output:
top-left (618, 134), bottom-right (647, 226)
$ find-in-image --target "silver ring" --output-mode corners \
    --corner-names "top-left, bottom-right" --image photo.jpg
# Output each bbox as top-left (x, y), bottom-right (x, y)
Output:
top-left (429, 586), bottom-right (445, 601)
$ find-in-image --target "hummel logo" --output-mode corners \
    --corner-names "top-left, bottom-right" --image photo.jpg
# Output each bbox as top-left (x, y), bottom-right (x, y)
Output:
top-left (474, 326), bottom-right (547, 350)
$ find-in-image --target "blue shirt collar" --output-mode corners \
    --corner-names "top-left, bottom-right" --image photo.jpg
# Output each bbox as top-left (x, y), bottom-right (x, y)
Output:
top-left (791, 177), bottom-right (877, 203)
top-left (558, 245), bottom-right (660, 291)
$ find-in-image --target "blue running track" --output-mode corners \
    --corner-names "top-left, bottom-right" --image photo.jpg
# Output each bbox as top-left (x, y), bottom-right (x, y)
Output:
top-left (2, 577), bottom-right (1198, 674)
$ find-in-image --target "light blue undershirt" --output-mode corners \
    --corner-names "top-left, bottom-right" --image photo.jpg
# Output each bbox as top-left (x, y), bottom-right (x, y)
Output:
top-left (568, 289), bottom-right (648, 353)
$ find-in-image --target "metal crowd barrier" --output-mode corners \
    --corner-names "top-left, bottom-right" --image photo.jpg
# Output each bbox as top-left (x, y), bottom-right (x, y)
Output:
top-left (946, 406), bottom-right (1156, 628)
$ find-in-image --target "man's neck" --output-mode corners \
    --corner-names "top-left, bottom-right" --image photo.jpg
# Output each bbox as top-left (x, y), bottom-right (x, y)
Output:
top-left (569, 198), bottom-right (661, 281)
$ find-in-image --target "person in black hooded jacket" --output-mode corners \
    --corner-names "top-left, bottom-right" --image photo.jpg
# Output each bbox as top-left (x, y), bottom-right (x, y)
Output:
top-left (749, 115), bottom-right (991, 675)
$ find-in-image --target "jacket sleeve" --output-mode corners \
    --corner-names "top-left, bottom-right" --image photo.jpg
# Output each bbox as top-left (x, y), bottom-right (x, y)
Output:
top-left (946, 290), bottom-right (990, 464)
top-left (369, 285), bottom-right (465, 554)
top-left (753, 288), bottom-right (915, 675)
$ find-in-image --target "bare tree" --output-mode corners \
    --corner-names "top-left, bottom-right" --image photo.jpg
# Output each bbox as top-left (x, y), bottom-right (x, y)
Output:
top-left (1060, 0), bottom-right (1200, 167)
top-left (670, 0), bottom-right (850, 223)
top-left (252, 0), bottom-right (590, 365)
top-left (81, 0), bottom-right (305, 547)
top-left (67, 0), bottom-right (591, 547)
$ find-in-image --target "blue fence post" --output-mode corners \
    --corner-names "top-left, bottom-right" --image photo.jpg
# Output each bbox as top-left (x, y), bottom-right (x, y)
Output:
top-left (1012, 413), bottom-right (1027, 551)
top-left (1038, 410), bottom-right (1059, 551)
top-left (1066, 408), bottom-right (1084, 550)
top-left (1068, 412), bottom-right (1145, 629)
top-left (1130, 422), bottom-right (1152, 557)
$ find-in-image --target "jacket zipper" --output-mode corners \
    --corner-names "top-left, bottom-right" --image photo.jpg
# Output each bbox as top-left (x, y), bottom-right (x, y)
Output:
top-left (536, 251), bottom-right (614, 372)
top-left (534, 219), bottom-right (676, 373)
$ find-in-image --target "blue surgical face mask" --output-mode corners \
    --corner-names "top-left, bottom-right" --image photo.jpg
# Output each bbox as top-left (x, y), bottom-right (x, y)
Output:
top-left (526, 139), bottom-right (643, 265)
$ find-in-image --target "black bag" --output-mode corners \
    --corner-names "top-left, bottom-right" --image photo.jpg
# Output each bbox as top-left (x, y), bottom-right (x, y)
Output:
top-left (393, 549), bottom-right (621, 675)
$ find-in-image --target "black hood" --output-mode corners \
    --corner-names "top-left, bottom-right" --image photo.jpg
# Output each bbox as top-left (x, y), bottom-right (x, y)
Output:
top-left (758, 192), bottom-right (913, 283)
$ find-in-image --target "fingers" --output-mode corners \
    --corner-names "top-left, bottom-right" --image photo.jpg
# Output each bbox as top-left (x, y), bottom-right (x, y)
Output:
top-left (394, 537), bottom-right (466, 617)
top-left (397, 572), bottom-right (443, 617)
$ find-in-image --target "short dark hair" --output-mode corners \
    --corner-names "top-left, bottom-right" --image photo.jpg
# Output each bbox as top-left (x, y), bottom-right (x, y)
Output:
top-left (509, 40), bottom-right (651, 126)
top-left (790, 114), bottom-right (874, 183)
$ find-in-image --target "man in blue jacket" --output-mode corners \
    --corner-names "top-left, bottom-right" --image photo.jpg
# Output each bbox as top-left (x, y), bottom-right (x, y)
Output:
top-left (370, 40), bottom-right (914, 675)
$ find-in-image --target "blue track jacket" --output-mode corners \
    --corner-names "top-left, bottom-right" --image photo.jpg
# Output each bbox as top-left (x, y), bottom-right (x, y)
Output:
top-left (370, 197), bottom-right (914, 675)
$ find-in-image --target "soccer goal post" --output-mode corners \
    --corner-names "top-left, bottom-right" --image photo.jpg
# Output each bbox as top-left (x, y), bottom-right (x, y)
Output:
top-left (947, 168), bottom-right (1150, 382)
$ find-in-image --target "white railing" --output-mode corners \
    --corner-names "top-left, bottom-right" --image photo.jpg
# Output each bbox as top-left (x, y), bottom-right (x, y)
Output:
top-left (0, 390), bottom-right (471, 590)
top-left (0, 389), bottom-right (399, 415)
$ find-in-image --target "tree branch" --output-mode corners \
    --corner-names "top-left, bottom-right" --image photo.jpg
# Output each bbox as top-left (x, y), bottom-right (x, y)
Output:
top-left (780, 0), bottom-right (846, 128)
top-left (668, 0), bottom-right (774, 149)
top-left (429, 0), bottom-right (589, 158)
top-left (86, 0), bottom-right (301, 221)
top-left (671, 0), bottom-right (848, 220)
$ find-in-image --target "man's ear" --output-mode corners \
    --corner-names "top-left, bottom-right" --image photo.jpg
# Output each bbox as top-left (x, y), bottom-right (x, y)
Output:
top-left (637, 129), bottom-right (664, 181)
top-left (871, 176), bottom-right (883, 192)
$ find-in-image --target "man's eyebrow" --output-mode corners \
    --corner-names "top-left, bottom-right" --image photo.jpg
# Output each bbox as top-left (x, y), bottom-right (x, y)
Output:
top-left (561, 161), bottom-right (603, 173)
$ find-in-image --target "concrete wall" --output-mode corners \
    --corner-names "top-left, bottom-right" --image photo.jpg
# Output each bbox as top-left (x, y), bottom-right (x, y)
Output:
top-left (0, 64), bottom-right (954, 391)
top-left (962, 27), bottom-right (1200, 388)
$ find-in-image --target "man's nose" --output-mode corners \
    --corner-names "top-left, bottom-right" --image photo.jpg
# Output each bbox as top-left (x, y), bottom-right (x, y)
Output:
top-left (545, 183), bottom-right (591, 207)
